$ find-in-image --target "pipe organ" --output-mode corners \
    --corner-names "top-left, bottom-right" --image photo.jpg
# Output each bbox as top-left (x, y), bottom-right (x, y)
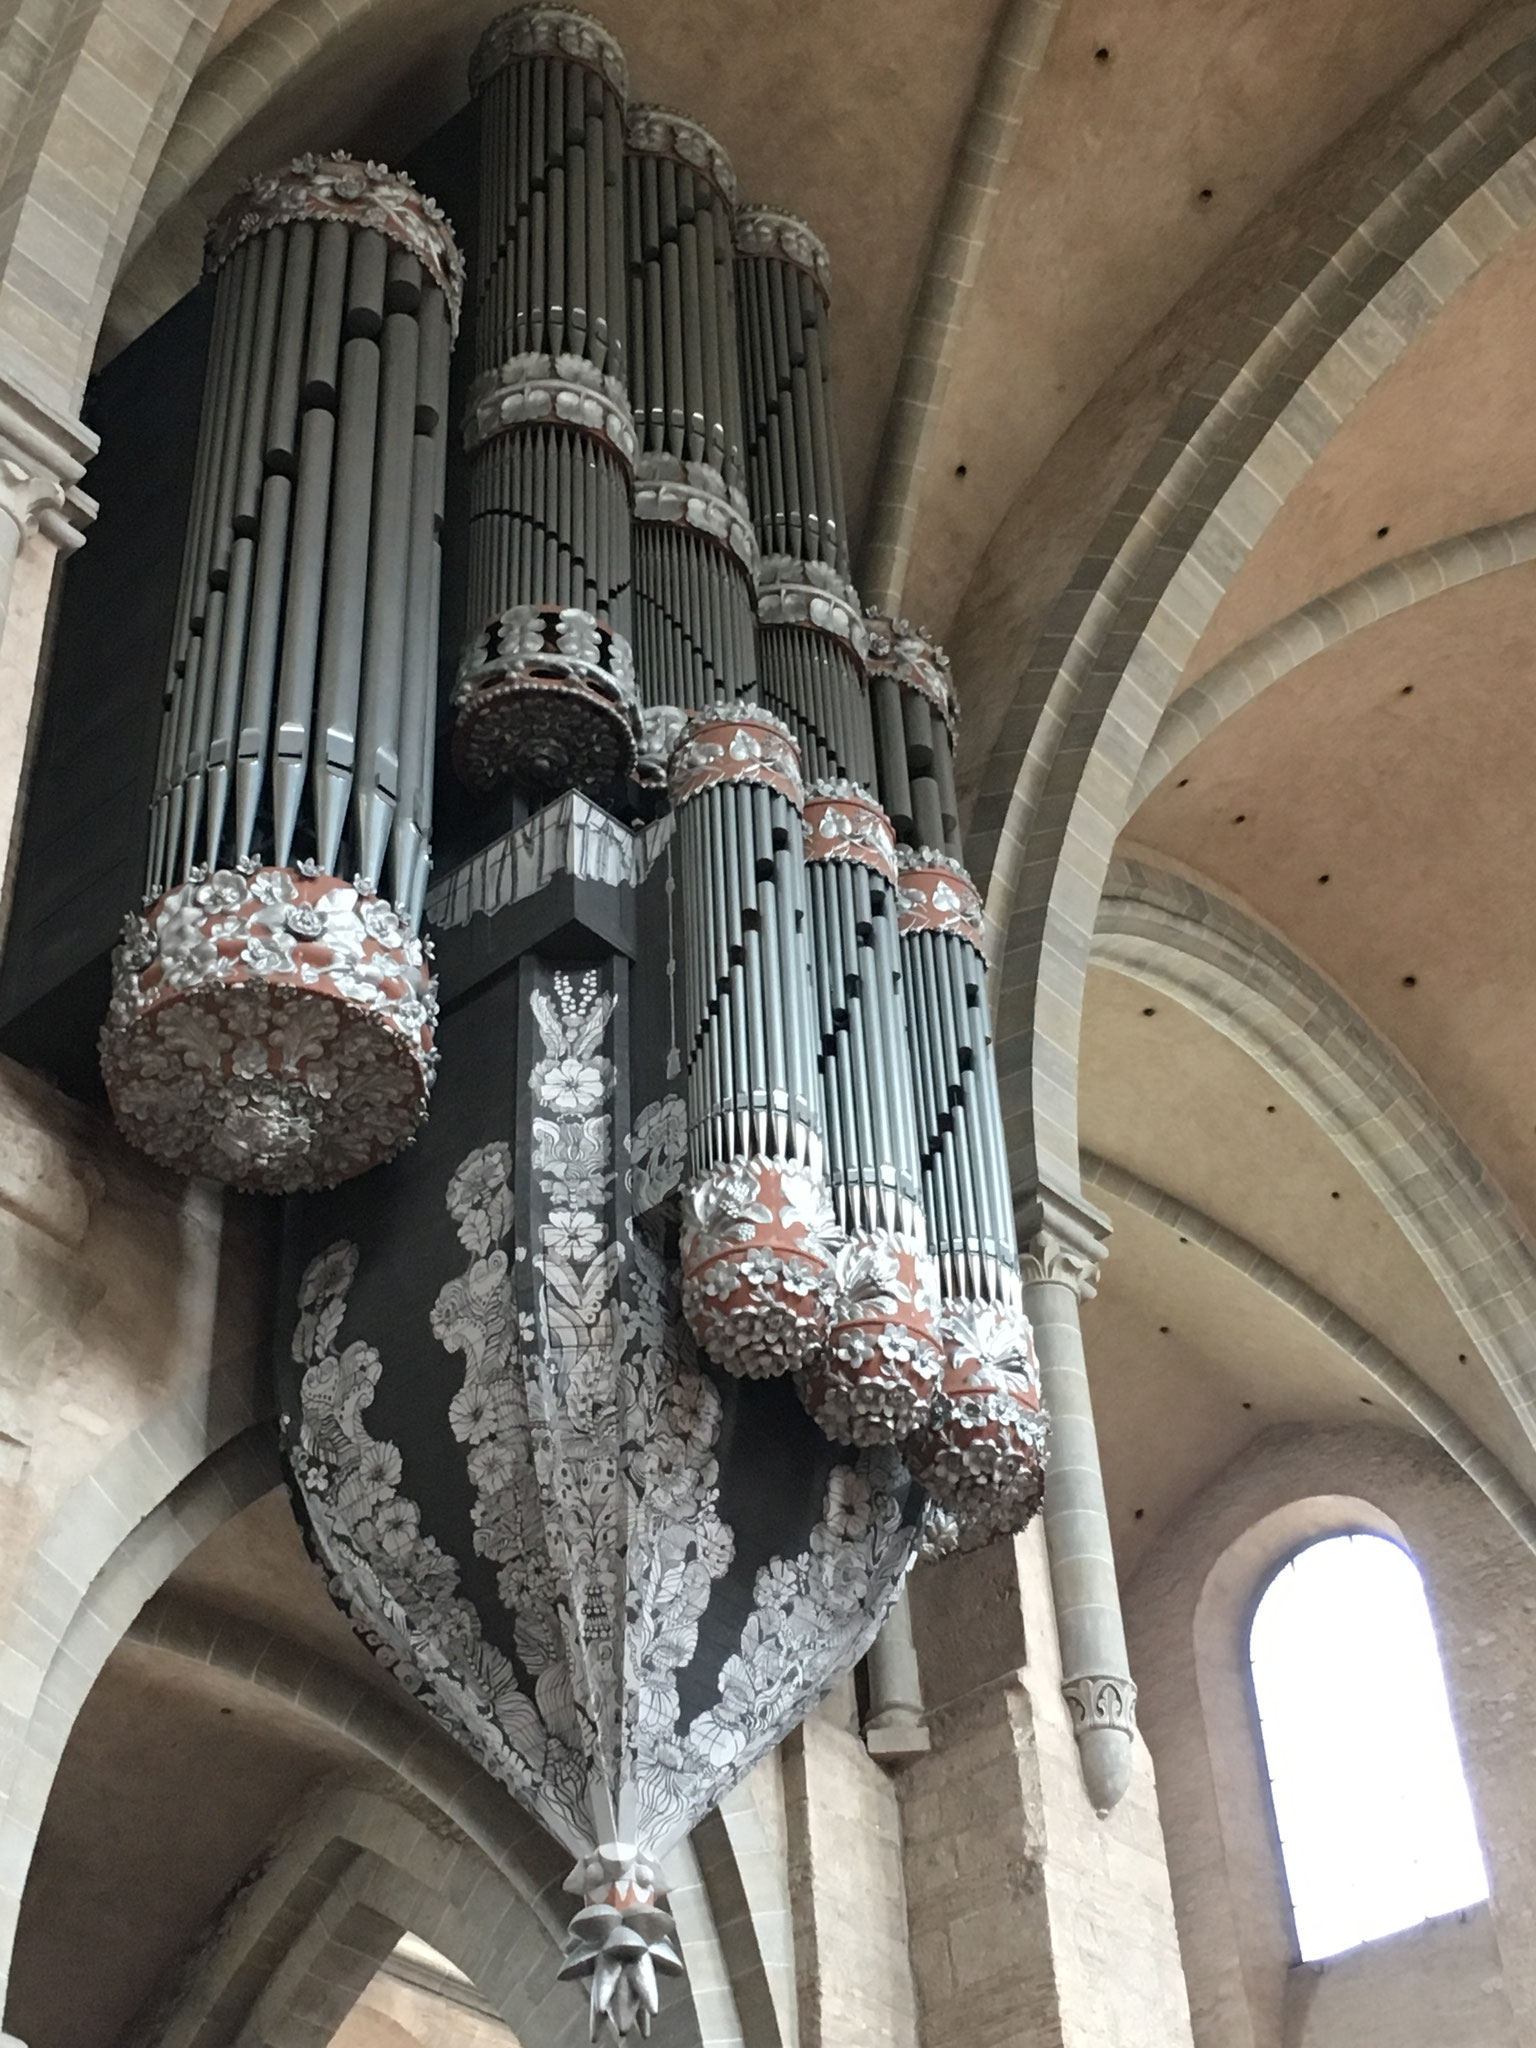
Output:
top-left (101, 156), bottom-right (459, 1192)
top-left (95, 10), bottom-right (1050, 2034)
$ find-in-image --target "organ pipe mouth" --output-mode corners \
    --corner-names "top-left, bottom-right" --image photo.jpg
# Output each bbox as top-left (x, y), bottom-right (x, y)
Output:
top-left (470, 4), bottom-right (630, 97)
top-left (205, 153), bottom-right (464, 331)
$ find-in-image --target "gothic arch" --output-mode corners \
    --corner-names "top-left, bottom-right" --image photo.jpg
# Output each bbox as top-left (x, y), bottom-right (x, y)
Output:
top-left (0, 0), bottom-right (230, 415)
top-left (123, 1599), bottom-right (725, 2047)
top-left (0, 1424), bottom-right (278, 1991)
top-left (1125, 509), bottom-right (1536, 811)
top-left (967, 33), bottom-right (1536, 1207)
top-left (1079, 1148), bottom-right (1536, 1551)
top-left (1092, 858), bottom-right (1536, 1451)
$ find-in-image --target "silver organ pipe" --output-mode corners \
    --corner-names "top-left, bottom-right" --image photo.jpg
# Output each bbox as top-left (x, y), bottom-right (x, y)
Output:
top-left (454, 6), bottom-right (641, 796)
top-left (895, 851), bottom-right (1049, 1546)
top-left (625, 109), bottom-right (758, 724)
top-left (795, 783), bottom-right (943, 1446)
top-left (670, 708), bottom-right (838, 1380)
top-left (734, 209), bottom-right (875, 789)
top-left (101, 154), bottom-right (460, 1195)
top-left (866, 615), bottom-right (962, 860)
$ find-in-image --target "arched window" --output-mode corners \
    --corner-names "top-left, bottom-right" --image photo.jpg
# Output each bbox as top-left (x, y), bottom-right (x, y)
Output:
top-left (1248, 1531), bottom-right (1488, 1960)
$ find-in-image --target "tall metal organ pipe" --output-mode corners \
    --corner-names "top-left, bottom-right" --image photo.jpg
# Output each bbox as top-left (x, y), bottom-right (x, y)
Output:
top-left (734, 209), bottom-right (875, 788)
top-left (896, 851), bottom-right (1049, 1546)
top-left (865, 615), bottom-right (962, 860)
top-left (670, 707), bottom-right (839, 1381)
top-left (100, 154), bottom-right (461, 1196)
top-left (454, 6), bottom-right (641, 795)
top-left (795, 782), bottom-right (944, 1446)
top-left (625, 108), bottom-right (758, 725)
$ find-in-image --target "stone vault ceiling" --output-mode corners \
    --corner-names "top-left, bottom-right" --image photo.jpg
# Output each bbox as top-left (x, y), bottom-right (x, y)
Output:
top-left (27, 5), bottom-right (1536, 2035)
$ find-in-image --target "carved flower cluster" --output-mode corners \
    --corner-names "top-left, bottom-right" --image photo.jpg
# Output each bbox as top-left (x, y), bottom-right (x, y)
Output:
top-left (755, 555), bottom-right (868, 660)
top-left (864, 612), bottom-right (958, 735)
top-left (633, 453), bottom-right (758, 570)
top-left (205, 153), bottom-right (463, 325)
top-left (680, 1153), bottom-right (1046, 1544)
top-left (625, 104), bottom-right (737, 205)
top-left (100, 862), bottom-right (436, 1192)
top-left (465, 353), bottom-right (637, 462)
top-left (453, 606), bottom-right (642, 795)
top-left (905, 1299), bottom-right (1050, 1550)
top-left (733, 206), bottom-right (833, 298)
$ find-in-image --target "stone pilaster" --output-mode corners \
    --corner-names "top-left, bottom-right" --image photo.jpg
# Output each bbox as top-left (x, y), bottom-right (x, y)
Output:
top-left (783, 1714), bottom-right (920, 2048)
top-left (901, 1522), bottom-right (1195, 2048)
top-left (0, 370), bottom-right (96, 921)
top-left (1018, 1185), bottom-right (1137, 1817)
top-left (864, 1585), bottom-right (931, 1762)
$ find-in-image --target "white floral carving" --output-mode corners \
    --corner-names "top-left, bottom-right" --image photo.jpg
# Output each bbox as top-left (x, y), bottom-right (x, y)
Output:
top-left (287, 980), bottom-right (918, 1881)
top-left (636, 1450), bottom-right (912, 1849)
top-left (626, 1094), bottom-right (687, 1213)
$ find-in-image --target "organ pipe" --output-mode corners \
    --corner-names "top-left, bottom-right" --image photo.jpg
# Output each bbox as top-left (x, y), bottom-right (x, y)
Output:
top-left (895, 850), bottom-right (1049, 1545)
top-left (625, 107), bottom-right (758, 718)
top-left (735, 209), bottom-right (874, 787)
top-left (795, 782), bottom-right (944, 1446)
top-left (101, 154), bottom-right (461, 1194)
top-left (454, 6), bottom-right (641, 795)
top-left (670, 707), bottom-right (838, 1380)
top-left (866, 614), bottom-right (961, 859)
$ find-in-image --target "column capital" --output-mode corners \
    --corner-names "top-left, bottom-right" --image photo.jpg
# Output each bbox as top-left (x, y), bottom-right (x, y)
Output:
top-left (0, 371), bottom-right (97, 554)
top-left (1016, 1183), bottom-right (1109, 1299)
top-left (1061, 1671), bottom-right (1138, 1737)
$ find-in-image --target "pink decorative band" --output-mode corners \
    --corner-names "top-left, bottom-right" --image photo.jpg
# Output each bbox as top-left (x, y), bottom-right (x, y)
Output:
top-left (802, 781), bottom-right (898, 884)
top-left (100, 864), bottom-right (436, 1194)
top-left (667, 706), bottom-right (804, 810)
top-left (895, 850), bottom-right (985, 952)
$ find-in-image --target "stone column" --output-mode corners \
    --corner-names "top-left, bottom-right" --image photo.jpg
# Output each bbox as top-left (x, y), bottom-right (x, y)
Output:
top-left (1019, 1187), bottom-right (1137, 1816)
top-left (0, 374), bottom-right (96, 918)
top-left (864, 1586), bottom-right (931, 1761)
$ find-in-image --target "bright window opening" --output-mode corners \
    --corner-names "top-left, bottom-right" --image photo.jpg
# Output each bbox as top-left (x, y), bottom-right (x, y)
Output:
top-left (1248, 1531), bottom-right (1488, 1961)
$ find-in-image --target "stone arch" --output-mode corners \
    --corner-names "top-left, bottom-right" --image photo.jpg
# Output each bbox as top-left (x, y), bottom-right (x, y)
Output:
top-left (1092, 858), bottom-right (1536, 1450)
top-left (118, 1772), bottom-right (599, 2048)
top-left (0, 1422), bottom-right (278, 1998)
top-left (1126, 1424), bottom-right (1536, 2048)
top-left (966, 34), bottom-right (1536, 1207)
top-left (123, 1597), bottom-right (719, 2047)
top-left (1079, 1148), bottom-right (1536, 1551)
top-left (0, 0), bottom-right (232, 417)
top-left (1126, 509), bottom-right (1536, 811)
